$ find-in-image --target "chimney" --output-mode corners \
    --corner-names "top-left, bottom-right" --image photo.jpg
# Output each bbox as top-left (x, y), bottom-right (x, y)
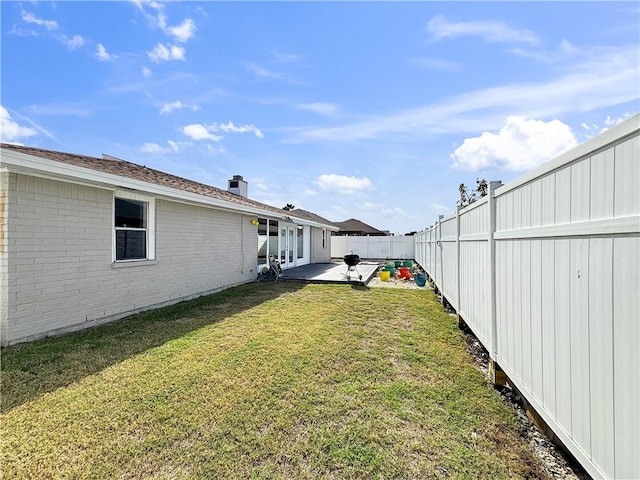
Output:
top-left (227, 175), bottom-right (248, 197)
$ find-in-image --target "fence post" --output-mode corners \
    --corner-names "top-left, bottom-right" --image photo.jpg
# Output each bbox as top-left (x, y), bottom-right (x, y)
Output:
top-left (487, 180), bottom-right (505, 385)
top-left (429, 226), bottom-right (435, 281)
top-left (437, 215), bottom-right (445, 305)
top-left (456, 205), bottom-right (463, 328)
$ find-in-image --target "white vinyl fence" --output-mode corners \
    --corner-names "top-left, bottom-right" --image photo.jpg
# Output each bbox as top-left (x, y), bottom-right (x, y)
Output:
top-left (415, 115), bottom-right (639, 480)
top-left (331, 235), bottom-right (414, 260)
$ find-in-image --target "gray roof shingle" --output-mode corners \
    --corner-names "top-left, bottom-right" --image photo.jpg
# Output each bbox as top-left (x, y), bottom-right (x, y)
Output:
top-left (332, 218), bottom-right (386, 235)
top-left (289, 208), bottom-right (337, 226)
top-left (1, 143), bottom-right (295, 218)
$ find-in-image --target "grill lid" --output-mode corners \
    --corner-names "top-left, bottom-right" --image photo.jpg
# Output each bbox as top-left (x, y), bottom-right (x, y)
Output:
top-left (344, 253), bottom-right (360, 266)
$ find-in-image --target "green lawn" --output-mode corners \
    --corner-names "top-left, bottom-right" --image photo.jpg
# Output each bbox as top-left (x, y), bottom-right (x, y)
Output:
top-left (1, 283), bottom-right (547, 479)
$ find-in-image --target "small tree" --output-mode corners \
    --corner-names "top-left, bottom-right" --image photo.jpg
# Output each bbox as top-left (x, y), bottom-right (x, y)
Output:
top-left (476, 178), bottom-right (488, 198)
top-left (458, 178), bottom-right (488, 207)
top-left (283, 203), bottom-right (295, 211)
top-left (457, 183), bottom-right (471, 207)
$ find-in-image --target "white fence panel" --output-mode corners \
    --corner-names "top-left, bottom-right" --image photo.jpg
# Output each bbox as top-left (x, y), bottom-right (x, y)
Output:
top-left (414, 115), bottom-right (640, 480)
top-left (612, 236), bottom-right (639, 478)
top-left (440, 216), bottom-right (458, 309)
top-left (331, 235), bottom-right (415, 260)
top-left (458, 199), bottom-right (491, 349)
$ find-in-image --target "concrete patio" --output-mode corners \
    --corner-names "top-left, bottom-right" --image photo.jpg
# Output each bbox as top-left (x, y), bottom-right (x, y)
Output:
top-left (278, 261), bottom-right (380, 285)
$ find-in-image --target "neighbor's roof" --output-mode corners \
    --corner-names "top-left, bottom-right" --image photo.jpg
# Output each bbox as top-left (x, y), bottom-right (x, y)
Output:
top-left (333, 218), bottom-right (387, 235)
top-left (0, 143), bottom-right (333, 227)
top-left (289, 208), bottom-right (337, 226)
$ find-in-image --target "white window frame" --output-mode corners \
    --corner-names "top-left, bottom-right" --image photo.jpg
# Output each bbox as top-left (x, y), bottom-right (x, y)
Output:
top-left (113, 190), bottom-right (155, 262)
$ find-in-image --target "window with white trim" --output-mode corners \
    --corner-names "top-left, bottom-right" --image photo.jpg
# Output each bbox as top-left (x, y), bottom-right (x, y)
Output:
top-left (114, 193), bottom-right (155, 262)
top-left (297, 226), bottom-right (303, 259)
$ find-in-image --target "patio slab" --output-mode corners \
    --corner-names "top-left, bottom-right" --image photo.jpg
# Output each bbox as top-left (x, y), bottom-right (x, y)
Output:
top-left (278, 261), bottom-right (380, 285)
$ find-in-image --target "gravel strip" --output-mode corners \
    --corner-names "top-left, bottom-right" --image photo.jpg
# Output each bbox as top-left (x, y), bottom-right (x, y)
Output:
top-left (366, 270), bottom-right (430, 289)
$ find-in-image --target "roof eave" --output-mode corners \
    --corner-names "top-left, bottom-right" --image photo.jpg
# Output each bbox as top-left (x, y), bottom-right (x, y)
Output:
top-left (289, 216), bottom-right (340, 231)
top-left (1, 148), bottom-right (289, 220)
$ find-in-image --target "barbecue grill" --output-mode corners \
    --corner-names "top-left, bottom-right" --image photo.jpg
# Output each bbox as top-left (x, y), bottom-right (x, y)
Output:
top-left (343, 253), bottom-right (362, 281)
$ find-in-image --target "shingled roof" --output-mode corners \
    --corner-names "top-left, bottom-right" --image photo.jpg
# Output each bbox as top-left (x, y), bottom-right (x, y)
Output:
top-left (289, 208), bottom-right (337, 227)
top-left (1, 143), bottom-right (293, 218)
top-left (288, 210), bottom-right (389, 235)
top-left (332, 218), bottom-right (388, 236)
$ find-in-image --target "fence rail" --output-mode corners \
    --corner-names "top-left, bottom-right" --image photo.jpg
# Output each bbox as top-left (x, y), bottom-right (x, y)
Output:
top-left (414, 115), bottom-right (640, 480)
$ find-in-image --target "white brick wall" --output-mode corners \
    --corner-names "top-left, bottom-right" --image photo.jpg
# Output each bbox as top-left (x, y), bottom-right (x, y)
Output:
top-left (2, 173), bottom-right (258, 346)
top-left (0, 171), bottom-right (9, 343)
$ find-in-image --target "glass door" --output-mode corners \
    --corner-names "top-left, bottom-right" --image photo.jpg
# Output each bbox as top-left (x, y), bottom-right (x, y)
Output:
top-left (279, 224), bottom-right (296, 268)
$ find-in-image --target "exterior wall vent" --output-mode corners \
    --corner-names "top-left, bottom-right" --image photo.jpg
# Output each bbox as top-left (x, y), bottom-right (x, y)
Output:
top-left (228, 175), bottom-right (248, 197)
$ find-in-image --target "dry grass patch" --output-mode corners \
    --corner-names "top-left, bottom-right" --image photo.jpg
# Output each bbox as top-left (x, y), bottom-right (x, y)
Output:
top-left (1, 283), bottom-right (548, 479)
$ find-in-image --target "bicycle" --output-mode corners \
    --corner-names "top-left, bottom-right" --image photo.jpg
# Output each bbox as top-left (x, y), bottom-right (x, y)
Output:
top-left (256, 255), bottom-right (282, 282)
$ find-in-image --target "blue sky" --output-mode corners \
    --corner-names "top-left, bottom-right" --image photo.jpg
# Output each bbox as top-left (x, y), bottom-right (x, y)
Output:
top-left (2, 1), bottom-right (638, 234)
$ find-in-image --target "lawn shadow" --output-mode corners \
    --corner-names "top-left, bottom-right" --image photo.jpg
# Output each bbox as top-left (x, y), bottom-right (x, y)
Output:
top-left (1, 281), bottom-right (305, 413)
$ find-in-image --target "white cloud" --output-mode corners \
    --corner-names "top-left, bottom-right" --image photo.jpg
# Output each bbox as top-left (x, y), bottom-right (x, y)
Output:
top-left (428, 15), bottom-right (538, 45)
top-left (604, 113), bottom-right (635, 127)
top-left (160, 100), bottom-right (199, 114)
top-left (131, 0), bottom-right (164, 11)
top-left (141, 142), bottom-right (165, 153)
top-left (133, 2), bottom-right (195, 42)
top-left (244, 63), bottom-right (284, 79)
top-left (0, 106), bottom-right (38, 143)
top-left (141, 65), bottom-right (152, 77)
top-left (511, 39), bottom-right (584, 63)
top-left (24, 103), bottom-right (90, 117)
top-left (183, 124), bottom-right (223, 142)
top-left (19, 11), bottom-right (85, 52)
top-left (141, 140), bottom-right (185, 153)
top-left (291, 44), bottom-right (639, 144)
top-left (6, 25), bottom-right (39, 37)
top-left (167, 140), bottom-right (182, 152)
top-left (206, 145), bottom-right (225, 155)
top-left (147, 43), bottom-right (185, 63)
top-left (451, 116), bottom-right (578, 171)
top-left (218, 121), bottom-right (264, 138)
top-left (186, 121), bottom-right (264, 139)
top-left (298, 103), bottom-right (339, 117)
top-left (21, 11), bottom-right (58, 30)
top-left (430, 203), bottom-right (452, 214)
top-left (96, 43), bottom-right (117, 61)
top-left (62, 34), bottom-right (84, 50)
top-left (316, 174), bottom-right (372, 193)
top-left (581, 112), bottom-right (636, 137)
top-left (381, 207), bottom-right (405, 216)
top-left (166, 18), bottom-right (196, 42)
top-left (559, 39), bottom-right (582, 56)
top-left (242, 63), bottom-right (303, 85)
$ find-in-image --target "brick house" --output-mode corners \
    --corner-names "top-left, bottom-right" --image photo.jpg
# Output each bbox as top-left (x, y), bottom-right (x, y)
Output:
top-left (0, 144), bottom-right (337, 346)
